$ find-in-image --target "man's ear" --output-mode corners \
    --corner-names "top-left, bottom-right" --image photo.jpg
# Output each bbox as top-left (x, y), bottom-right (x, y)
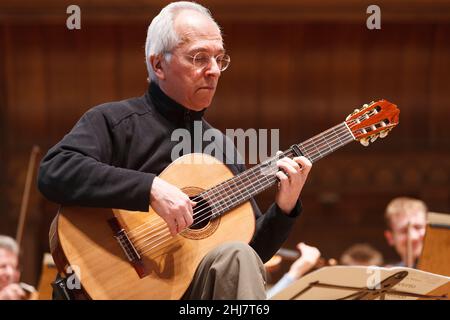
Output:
top-left (150, 55), bottom-right (165, 81)
top-left (384, 230), bottom-right (394, 246)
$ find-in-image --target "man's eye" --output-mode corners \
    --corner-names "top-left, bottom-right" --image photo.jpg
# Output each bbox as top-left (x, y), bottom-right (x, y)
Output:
top-left (195, 56), bottom-right (209, 63)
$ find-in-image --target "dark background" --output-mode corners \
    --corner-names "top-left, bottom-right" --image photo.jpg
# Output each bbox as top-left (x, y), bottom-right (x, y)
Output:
top-left (1, 0), bottom-right (449, 286)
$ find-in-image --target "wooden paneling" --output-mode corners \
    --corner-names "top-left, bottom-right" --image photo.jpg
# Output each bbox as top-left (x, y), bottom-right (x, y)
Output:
top-left (0, 4), bottom-right (449, 286)
top-left (1, 1), bottom-right (450, 23)
top-left (429, 25), bottom-right (450, 151)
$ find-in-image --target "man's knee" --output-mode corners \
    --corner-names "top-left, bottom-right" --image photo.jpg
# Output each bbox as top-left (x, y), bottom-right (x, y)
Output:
top-left (212, 241), bottom-right (258, 260)
top-left (208, 241), bottom-right (265, 274)
top-left (185, 241), bottom-right (267, 300)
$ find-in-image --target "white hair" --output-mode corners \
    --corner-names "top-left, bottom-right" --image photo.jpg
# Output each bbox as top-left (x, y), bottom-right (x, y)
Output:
top-left (145, 1), bottom-right (221, 82)
top-left (0, 235), bottom-right (19, 255)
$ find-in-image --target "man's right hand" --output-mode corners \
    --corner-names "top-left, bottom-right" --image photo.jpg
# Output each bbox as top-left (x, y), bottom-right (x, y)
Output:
top-left (0, 283), bottom-right (26, 300)
top-left (150, 177), bottom-right (195, 236)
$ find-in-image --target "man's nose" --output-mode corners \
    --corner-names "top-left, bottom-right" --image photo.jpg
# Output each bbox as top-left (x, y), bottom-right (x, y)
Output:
top-left (206, 58), bottom-right (221, 77)
top-left (410, 228), bottom-right (424, 241)
top-left (5, 265), bottom-right (15, 278)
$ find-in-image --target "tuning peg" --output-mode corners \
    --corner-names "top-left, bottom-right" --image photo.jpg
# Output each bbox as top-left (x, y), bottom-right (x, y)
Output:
top-left (361, 104), bottom-right (369, 109)
top-left (346, 108), bottom-right (361, 120)
top-left (370, 134), bottom-right (379, 143)
top-left (360, 138), bottom-right (370, 147)
top-left (380, 127), bottom-right (393, 138)
top-left (349, 108), bottom-right (360, 118)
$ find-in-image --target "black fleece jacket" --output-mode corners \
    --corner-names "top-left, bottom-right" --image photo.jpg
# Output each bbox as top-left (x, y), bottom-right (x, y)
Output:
top-left (38, 82), bottom-right (302, 262)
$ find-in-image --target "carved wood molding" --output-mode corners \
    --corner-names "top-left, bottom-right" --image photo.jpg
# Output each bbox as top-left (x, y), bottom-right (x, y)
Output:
top-left (1, 0), bottom-right (450, 24)
top-left (304, 153), bottom-right (450, 193)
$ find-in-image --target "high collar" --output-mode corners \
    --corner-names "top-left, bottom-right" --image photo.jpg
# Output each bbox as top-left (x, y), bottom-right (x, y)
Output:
top-left (146, 81), bottom-right (206, 126)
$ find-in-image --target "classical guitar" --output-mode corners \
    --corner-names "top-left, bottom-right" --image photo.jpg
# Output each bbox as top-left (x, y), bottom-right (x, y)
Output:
top-left (49, 99), bottom-right (399, 299)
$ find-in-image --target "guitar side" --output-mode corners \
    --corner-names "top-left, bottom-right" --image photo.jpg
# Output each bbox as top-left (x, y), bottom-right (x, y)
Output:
top-left (50, 153), bottom-right (256, 299)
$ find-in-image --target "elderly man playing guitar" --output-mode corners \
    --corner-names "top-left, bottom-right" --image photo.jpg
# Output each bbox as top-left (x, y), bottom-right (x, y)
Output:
top-left (38, 1), bottom-right (311, 300)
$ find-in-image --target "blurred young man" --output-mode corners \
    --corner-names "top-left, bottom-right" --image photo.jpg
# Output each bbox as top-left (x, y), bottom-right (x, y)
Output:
top-left (384, 197), bottom-right (427, 267)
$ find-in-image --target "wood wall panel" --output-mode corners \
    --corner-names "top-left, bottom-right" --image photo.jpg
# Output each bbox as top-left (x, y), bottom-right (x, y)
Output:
top-left (116, 26), bottom-right (148, 98)
top-left (2, 1), bottom-right (450, 23)
top-left (429, 25), bottom-right (450, 151)
top-left (0, 7), bottom-right (449, 286)
top-left (44, 25), bottom-right (85, 141)
top-left (212, 23), bottom-right (263, 130)
top-left (4, 25), bottom-right (46, 147)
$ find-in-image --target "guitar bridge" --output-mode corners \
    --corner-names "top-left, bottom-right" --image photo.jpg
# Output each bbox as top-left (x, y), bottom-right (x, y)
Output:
top-left (108, 217), bottom-right (147, 278)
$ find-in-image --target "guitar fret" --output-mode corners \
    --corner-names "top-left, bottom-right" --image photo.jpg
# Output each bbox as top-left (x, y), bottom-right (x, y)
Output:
top-left (333, 126), bottom-right (344, 147)
top-left (312, 139), bottom-right (324, 159)
top-left (216, 154), bottom-right (282, 215)
top-left (213, 159), bottom-right (278, 216)
top-left (206, 122), bottom-right (356, 218)
top-left (300, 123), bottom-right (349, 163)
top-left (208, 187), bottom-right (225, 217)
top-left (298, 142), bottom-right (311, 160)
top-left (322, 133), bottom-right (333, 153)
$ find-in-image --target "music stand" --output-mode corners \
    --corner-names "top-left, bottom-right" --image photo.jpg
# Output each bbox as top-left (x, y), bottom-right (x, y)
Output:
top-left (270, 266), bottom-right (450, 300)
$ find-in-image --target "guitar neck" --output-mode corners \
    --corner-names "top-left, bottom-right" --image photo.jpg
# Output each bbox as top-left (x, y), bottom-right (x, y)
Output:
top-left (202, 122), bottom-right (355, 218)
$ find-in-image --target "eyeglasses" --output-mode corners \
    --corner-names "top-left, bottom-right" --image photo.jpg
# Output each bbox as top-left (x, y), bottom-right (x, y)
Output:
top-left (184, 52), bottom-right (231, 72)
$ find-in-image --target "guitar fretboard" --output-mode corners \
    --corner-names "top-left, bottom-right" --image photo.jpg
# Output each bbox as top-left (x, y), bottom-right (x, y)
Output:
top-left (197, 121), bottom-right (355, 219)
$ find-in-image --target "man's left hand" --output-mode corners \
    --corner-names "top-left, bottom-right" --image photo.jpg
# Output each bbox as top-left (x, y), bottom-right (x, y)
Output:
top-left (275, 151), bottom-right (312, 214)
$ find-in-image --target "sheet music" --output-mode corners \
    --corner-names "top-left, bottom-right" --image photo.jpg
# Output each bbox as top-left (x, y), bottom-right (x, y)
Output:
top-left (271, 265), bottom-right (449, 300)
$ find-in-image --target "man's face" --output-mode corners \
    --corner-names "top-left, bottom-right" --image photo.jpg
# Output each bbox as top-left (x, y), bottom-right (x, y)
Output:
top-left (385, 211), bottom-right (427, 263)
top-left (155, 10), bottom-right (224, 111)
top-left (0, 249), bottom-right (19, 290)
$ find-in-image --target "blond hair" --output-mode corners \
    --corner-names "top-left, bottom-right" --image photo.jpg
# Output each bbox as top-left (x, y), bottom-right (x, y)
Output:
top-left (385, 197), bottom-right (428, 230)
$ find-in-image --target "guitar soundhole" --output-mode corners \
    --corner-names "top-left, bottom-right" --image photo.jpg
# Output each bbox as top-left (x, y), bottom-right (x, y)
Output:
top-left (189, 196), bottom-right (213, 230)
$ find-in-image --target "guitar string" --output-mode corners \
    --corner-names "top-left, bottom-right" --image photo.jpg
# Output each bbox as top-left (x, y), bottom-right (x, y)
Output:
top-left (134, 116), bottom-right (384, 257)
top-left (129, 111), bottom-right (380, 249)
top-left (137, 162), bottom-right (293, 258)
top-left (126, 109), bottom-right (391, 259)
top-left (132, 123), bottom-right (358, 253)
top-left (127, 119), bottom-right (359, 240)
top-left (128, 126), bottom-right (355, 252)
top-left (135, 151), bottom-right (296, 253)
top-left (127, 121), bottom-right (355, 242)
top-left (135, 127), bottom-right (354, 254)
top-left (128, 119), bottom-right (360, 248)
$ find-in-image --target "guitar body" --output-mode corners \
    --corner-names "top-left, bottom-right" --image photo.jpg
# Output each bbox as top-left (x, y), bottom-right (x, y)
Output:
top-left (49, 153), bottom-right (256, 299)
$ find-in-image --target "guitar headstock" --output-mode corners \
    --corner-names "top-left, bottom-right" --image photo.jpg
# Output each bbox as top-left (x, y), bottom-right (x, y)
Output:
top-left (345, 99), bottom-right (399, 146)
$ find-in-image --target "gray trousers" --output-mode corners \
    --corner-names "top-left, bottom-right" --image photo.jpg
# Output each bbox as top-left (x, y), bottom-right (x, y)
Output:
top-left (182, 241), bottom-right (267, 300)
